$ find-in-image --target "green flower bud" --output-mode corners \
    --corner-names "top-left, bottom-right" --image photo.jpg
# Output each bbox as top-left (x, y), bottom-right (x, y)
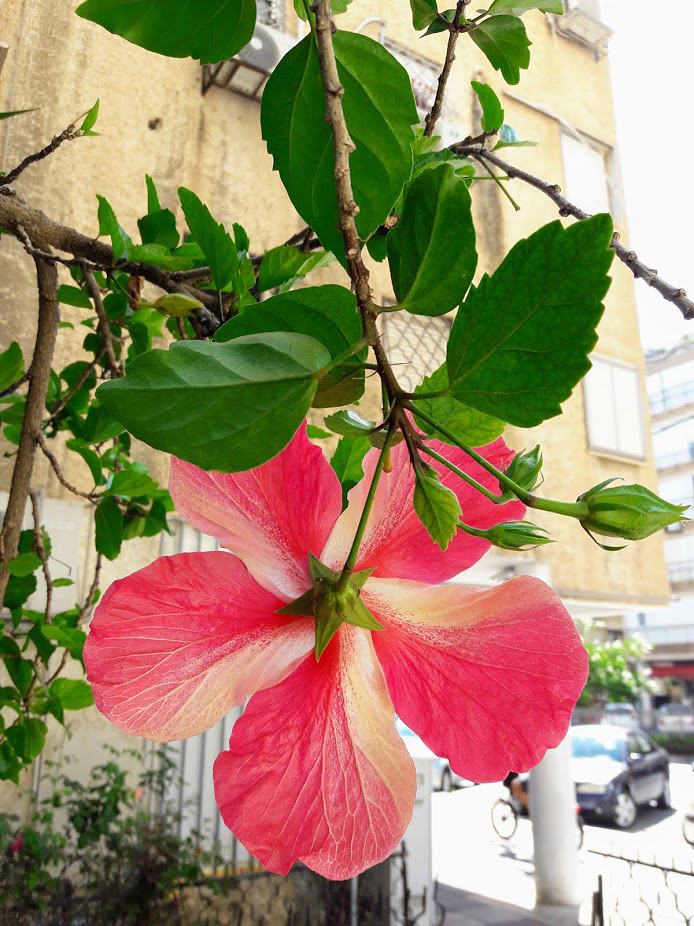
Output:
top-left (499, 445), bottom-right (543, 500)
top-left (483, 520), bottom-right (553, 551)
top-left (579, 481), bottom-right (689, 542)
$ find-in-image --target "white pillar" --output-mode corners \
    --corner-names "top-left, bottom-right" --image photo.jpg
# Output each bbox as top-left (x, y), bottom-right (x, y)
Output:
top-left (529, 736), bottom-right (580, 906)
top-left (511, 560), bottom-right (580, 907)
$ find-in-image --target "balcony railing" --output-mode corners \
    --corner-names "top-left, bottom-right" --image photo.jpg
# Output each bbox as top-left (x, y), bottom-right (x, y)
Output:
top-left (649, 382), bottom-right (694, 415)
top-left (655, 446), bottom-right (694, 469)
top-left (668, 561), bottom-right (694, 584)
top-left (632, 623), bottom-right (694, 646)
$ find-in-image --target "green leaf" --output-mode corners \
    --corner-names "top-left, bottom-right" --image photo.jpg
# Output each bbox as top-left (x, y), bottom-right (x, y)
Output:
top-left (447, 215), bottom-right (614, 427)
top-left (471, 80), bottom-right (505, 133)
top-left (262, 32), bottom-right (418, 262)
top-left (493, 123), bottom-right (536, 150)
top-left (306, 425), bottom-right (333, 440)
top-left (423, 9), bottom-right (455, 35)
top-left (331, 436), bottom-right (370, 508)
top-left (410, 0), bottom-right (439, 29)
top-left (0, 638), bottom-right (33, 696)
top-left (83, 403), bottom-right (125, 443)
top-left (413, 364), bottom-right (505, 446)
top-left (79, 99), bottom-right (100, 134)
top-left (487, 0), bottom-right (563, 15)
top-left (76, 0), bottom-right (257, 64)
top-left (0, 108), bottom-right (37, 120)
top-left (110, 462), bottom-right (158, 498)
top-left (95, 497), bottom-right (123, 561)
top-left (214, 286), bottom-right (365, 407)
top-left (178, 188), bottom-right (238, 291)
top-left (413, 464), bottom-right (462, 551)
top-left (28, 624), bottom-right (56, 663)
top-left (469, 16), bottom-right (531, 86)
top-left (96, 195), bottom-right (131, 261)
top-left (388, 164), bottom-right (477, 317)
top-left (257, 246), bottom-right (328, 293)
top-left (153, 293), bottom-right (203, 317)
top-left (57, 284), bottom-right (92, 308)
top-left (66, 439), bottom-right (105, 485)
top-left (324, 410), bottom-right (376, 438)
top-left (0, 342), bottom-right (24, 392)
top-left (138, 179), bottom-right (180, 248)
top-left (3, 574), bottom-right (36, 611)
top-left (49, 679), bottom-right (94, 711)
top-left (97, 333), bottom-right (330, 472)
top-left (8, 553), bottom-right (41, 577)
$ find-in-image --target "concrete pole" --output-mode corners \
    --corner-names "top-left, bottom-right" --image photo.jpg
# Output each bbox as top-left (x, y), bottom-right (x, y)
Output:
top-left (511, 560), bottom-right (581, 907)
top-left (529, 736), bottom-right (581, 906)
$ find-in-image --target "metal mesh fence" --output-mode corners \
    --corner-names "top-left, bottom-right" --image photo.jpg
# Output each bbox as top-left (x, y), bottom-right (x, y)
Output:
top-left (589, 847), bottom-right (694, 925)
top-left (381, 314), bottom-right (451, 393)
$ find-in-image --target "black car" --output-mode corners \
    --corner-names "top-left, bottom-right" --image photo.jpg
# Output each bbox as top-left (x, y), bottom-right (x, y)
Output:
top-left (571, 724), bottom-right (670, 829)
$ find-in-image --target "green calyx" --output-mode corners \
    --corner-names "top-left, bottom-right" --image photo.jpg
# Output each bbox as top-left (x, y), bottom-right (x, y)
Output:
top-left (578, 480), bottom-right (690, 545)
top-left (276, 553), bottom-right (382, 661)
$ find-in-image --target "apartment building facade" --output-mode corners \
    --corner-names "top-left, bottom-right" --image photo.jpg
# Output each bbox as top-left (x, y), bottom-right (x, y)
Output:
top-left (0, 0), bottom-right (670, 858)
top-left (622, 342), bottom-right (694, 706)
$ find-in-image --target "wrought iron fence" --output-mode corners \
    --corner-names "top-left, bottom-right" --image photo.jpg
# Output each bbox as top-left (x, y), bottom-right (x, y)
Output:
top-left (589, 846), bottom-right (694, 925)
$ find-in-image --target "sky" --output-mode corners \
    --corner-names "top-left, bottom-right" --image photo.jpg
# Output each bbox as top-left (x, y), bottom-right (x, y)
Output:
top-left (600, 0), bottom-right (694, 351)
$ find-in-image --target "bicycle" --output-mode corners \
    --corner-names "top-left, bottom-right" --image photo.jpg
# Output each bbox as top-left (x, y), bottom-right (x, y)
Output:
top-left (491, 796), bottom-right (585, 849)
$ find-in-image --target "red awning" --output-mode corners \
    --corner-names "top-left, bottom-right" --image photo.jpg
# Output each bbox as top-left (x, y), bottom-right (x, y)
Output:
top-left (651, 662), bottom-right (694, 679)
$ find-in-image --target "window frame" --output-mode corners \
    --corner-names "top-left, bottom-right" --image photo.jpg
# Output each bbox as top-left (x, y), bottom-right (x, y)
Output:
top-left (583, 354), bottom-right (647, 462)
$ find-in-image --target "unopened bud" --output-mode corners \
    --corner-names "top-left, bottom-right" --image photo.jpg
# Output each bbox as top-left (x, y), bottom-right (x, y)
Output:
top-left (483, 520), bottom-right (553, 551)
top-left (579, 480), bottom-right (689, 542)
top-left (500, 445), bottom-right (543, 500)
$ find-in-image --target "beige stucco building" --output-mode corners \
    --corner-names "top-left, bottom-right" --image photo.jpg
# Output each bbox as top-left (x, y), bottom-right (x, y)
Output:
top-left (0, 0), bottom-right (669, 836)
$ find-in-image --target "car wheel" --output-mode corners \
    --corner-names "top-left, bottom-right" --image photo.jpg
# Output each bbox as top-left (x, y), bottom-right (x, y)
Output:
top-left (656, 776), bottom-right (671, 809)
top-left (613, 790), bottom-right (637, 829)
top-left (440, 768), bottom-right (452, 792)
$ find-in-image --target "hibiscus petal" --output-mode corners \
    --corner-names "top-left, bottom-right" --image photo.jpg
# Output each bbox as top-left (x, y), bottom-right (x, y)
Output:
top-left (365, 575), bottom-right (588, 783)
top-left (84, 552), bottom-right (313, 741)
top-left (169, 425), bottom-right (343, 600)
top-left (214, 625), bottom-right (416, 879)
top-left (322, 437), bottom-right (525, 584)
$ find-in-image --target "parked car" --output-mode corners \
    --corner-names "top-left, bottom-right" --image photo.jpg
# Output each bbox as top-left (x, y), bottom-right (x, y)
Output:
top-left (571, 724), bottom-right (670, 829)
top-left (656, 702), bottom-right (694, 733)
top-left (601, 702), bottom-right (638, 729)
top-left (395, 720), bottom-right (474, 791)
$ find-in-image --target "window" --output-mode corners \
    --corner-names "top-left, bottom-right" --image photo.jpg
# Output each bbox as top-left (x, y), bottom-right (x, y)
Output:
top-left (560, 130), bottom-right (611, 216)
top-left (583, 357), bottom-right (646, 459)
top-left (257, 0), bottom-right (285, 28)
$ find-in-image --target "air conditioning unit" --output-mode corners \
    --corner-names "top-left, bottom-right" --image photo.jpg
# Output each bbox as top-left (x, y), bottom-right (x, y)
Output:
top-left (556, 0), bottom-right (613, 52)
top-left (202, 24), bottom-right (297, 101)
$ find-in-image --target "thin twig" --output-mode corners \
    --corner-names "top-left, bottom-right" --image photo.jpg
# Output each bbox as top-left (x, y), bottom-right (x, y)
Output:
top-left (0, 370), bottom-right (30, 400)
top-left (0, 258), bottom-right (60, 605)
top-left (424, 2), bottom-right (466, 137)
top-left (29, 491), bottom-right (52, 623)
top-left (37, 433), bottom-right (99, 502)
top-left (46, 347), bottom-right (106, 424)
top-left (0, 122), bottom-right (80, 188)
top-left (452, 144), bottom-right (694, 321)
top-left (46, 553), bottom-right (102, 686)
top-left (84, 270), bottom-right (120, 377)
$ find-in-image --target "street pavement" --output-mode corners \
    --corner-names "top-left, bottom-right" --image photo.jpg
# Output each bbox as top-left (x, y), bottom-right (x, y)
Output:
top-left (432, 758), bottom-right (694, 924)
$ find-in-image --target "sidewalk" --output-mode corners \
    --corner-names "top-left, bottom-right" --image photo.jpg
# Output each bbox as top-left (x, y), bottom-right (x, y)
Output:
top-left (437, 884), bottom-right (580, 926)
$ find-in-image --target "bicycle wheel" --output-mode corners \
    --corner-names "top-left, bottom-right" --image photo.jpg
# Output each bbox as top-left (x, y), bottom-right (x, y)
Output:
top-left (491, 798), bottom-right (518, 839)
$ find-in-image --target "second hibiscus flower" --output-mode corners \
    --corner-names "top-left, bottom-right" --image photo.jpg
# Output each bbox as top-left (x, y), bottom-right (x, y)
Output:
top-left (83, 426), bottom-right (588, 880)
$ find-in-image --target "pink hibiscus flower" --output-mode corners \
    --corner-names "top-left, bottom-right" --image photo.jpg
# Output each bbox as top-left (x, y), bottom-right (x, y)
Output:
top-left (83, 426), bottom-right (587, 880)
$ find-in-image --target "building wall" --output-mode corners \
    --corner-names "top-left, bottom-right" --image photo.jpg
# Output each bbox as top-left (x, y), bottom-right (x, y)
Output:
top-left (0, 0), bottom-right (670, 809)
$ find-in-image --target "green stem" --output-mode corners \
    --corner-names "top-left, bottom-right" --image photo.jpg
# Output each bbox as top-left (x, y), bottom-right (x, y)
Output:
top-left (406, 400), bottom-right (530, 498)
top-left (408, 400), bottom-right (589, 520)
top-left (478, 158), bottom-right (521, 212)
top-left (318, 338), bottom-right (368, 377)
top-left (302, 0), bottom-right (316, 32)
top-left (458, 521), bottom-right (486, 538)
top-left (336, 418), bottom-right (398, 592)
top-left (420, 445), bottom-right (503, 504)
